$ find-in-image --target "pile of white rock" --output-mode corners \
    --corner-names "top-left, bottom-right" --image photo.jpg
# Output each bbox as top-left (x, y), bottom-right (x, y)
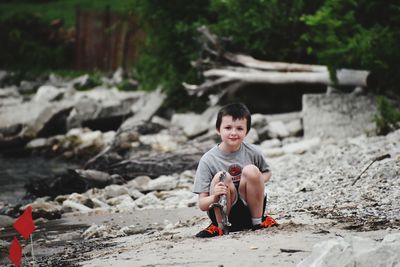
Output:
top-left (267, 128), bottom-right (400, 225)
top-left (26, 170), bottom-right (197, 220)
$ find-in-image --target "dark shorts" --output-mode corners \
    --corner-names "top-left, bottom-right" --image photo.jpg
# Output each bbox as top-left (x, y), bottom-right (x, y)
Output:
top-left (208, 192), bottom-right (267, 232)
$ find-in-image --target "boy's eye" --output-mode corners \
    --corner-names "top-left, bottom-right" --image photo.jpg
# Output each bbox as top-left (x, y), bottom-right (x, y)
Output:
top-left (225, 126), bottom-right (231, 130)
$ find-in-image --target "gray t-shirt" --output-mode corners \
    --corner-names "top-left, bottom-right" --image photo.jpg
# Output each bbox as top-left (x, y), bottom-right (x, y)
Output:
top-left (193, 142), bottom-right (270, 194)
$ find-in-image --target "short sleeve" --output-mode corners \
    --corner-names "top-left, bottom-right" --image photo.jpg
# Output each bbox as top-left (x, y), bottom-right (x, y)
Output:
top-left (253, 145), bottom-right (270, 173)
top-left (193, 157), bottom-right (213, 194)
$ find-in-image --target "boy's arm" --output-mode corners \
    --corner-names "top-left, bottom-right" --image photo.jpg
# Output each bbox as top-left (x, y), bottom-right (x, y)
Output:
top-left (198, 192), bottom-right (218, 211)
top-left (198, 181), bottom-right (228, 211)
top-left (262, 170), bottom-right (272, 183)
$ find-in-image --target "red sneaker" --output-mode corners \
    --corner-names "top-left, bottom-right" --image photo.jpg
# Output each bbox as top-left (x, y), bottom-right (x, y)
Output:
top-left (252, 215), bottom-right (278, 230)
top-left (195, 224), bottom-right (223, 238)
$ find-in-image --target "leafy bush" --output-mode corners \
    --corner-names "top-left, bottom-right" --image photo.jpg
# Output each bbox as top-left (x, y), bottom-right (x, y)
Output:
top-left (131, 0), bottom-right (213, 111)
top-left (130, 0), bottom-right (324, 110)
top-left (209, 0), bottom-right (323, 62)
top-left (374, 96), bottom-right (400, 135)
top-left (301, 0), bottom-right (400, 95)
top-left (0, 12), bottom-right (74, 71)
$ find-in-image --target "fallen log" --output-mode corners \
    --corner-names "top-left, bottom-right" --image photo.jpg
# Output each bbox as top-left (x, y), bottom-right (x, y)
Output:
top-left (184, 68), bottom-right (370, 95)
top-left (188, 25), bottom-right (371, 95)
top-left (107, 152), bottom-right (201, 179)
top-left (223, 52), bottom-right (327, 72)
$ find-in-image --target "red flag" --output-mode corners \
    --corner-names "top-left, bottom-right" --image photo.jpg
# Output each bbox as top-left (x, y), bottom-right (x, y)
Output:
top-left (8, 236), bottom-right (22, 267)
top-left (13, 205), bottom-right (36, 240)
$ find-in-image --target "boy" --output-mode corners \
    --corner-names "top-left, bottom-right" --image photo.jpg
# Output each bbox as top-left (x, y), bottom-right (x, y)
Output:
top-left (193, 103), bottom-right (277, 237)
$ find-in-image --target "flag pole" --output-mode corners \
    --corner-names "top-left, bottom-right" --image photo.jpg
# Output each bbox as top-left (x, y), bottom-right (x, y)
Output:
top-left (30, 235), bottom-right (36, 266)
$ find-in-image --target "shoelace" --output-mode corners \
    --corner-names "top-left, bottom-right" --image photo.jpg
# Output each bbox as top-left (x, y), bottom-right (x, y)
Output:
top-left (207, 225), bottom-right (223, 236)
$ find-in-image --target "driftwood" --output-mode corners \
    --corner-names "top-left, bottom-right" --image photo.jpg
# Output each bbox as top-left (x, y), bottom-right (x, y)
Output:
top-left (185, 68), bottom-right (370, 95)
top-left (186, 26), bottom-right (371, 95)
top-left (107, 152), bottom-right (202, 179)
top-left (352, 154), bottom-right (391, 186)
top-left (223, 52), bottom-right (327, 72)
top-left (25, 169), bottom-right (125, 198)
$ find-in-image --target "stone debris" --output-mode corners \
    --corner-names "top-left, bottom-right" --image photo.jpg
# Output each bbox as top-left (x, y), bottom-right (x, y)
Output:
top-left (297, 233), bottom-right (400, 267)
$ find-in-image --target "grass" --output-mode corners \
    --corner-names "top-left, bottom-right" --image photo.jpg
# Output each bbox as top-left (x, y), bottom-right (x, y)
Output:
top-left (0, 0), bottom-right (135, 28)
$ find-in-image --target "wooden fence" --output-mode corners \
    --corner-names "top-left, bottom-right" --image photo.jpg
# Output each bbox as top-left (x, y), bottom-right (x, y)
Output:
top-left (75, 7), bottom-right (144, 71)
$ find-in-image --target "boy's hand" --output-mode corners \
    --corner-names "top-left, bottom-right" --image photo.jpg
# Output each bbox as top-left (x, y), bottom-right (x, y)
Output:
top-left (213, 182), bottom-right (228, 196)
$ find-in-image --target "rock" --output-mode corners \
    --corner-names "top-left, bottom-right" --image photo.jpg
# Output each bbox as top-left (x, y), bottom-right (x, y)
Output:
top-left (147, 175), bottom-right (179, 191)
top-left (62, 200), bottom-right (92, 213)
top-left (24, 200), bottom-right (62, 220)
top-left (33, 85), bottom-right (64, 102)
top-left (171, 106), bottom-right (219, 138)
top-left (266, 111), bottom-right (301, 123)
top-left (134, 192), bottom-right (162, 209)
top-left (0, 86), bottom-right (22, 107)
top-left (260, 138), bottom-right (281, 149)
top-left (244, 128), bottom-right (259, 144)
top-left (81, 223), bottom-right (111, 239)
top-left (117, 225), bottom-right (142, 236)
top-left (282, 138), bottom-right (320, 154)
top-left (151, 116), bottom-right (172, 128)
top-left (251, 113), bottom-right (268, 130)
top-left (0, 100), bottom-right (74, 147)
top-left (285, 119), bottom-right (303, 137)
top-left (103, 184), bottom-right (130, 199)
top-left (139, 131), bottom-right (187, 152)
top-left (268, 121), bottom-right (290, 138)
top-left (120, 88), bottom-right (166, 130)
top-left (302, 94), bottom-right (377, 139)
top-left (90, 198), bottom-right (109, 208)
top-left (0, 215), bottom-right (14, 228)
top-left (262, 147), bottom-right (285, 158)
top-left (297, 233), bottom-right (400, 267)
top-left (73, 169), bottom-right (125, 188)
top-left (65, 193), bottom-right (94, 208)
top-left (67, 88), bottom-right (142, 130)
top-left (106, 194), bottom-right (134, 206)
top-left (126, 176), bottom-right (152, 191)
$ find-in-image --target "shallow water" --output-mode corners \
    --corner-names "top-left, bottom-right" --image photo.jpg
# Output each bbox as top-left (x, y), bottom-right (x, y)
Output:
top-left (0, 154), bottom-right (78, 204)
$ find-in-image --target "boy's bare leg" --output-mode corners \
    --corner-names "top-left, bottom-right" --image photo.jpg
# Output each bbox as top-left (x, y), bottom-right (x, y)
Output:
top-left (238, 165), bottom-right (264, 219)
top-left (210, 172), bottom-right (236, 225)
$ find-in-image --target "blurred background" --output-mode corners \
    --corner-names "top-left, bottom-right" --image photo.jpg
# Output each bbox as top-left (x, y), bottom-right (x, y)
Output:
top-left (0, 0), bottom-right (399, 114)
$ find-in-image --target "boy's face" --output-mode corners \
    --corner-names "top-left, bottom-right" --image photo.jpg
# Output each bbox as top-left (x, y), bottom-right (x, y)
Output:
top-left (217, 115), bottom-right (248, 151)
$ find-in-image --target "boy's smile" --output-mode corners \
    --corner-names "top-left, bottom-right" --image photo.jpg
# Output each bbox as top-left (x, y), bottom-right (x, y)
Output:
top-left (217, 115), bottom-right (248, 153)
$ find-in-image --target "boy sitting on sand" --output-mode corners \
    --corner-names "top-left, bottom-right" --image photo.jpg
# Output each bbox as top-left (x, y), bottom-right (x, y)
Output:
top-left (193, 103), bottom-right (277, 237)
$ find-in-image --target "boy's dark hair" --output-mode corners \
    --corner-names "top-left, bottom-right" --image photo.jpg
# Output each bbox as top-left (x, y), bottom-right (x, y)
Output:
top-left (216, 103), bottom-right (251, 133)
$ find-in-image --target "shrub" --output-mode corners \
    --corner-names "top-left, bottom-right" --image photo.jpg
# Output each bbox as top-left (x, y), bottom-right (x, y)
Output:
top-left (374, 96), bottom-right (400, 135)
top-left (0, 12), bottom-right (73, 71)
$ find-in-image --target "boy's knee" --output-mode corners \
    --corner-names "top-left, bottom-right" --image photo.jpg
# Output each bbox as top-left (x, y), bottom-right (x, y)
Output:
top-left (242, 165), bottom-right (261, 181)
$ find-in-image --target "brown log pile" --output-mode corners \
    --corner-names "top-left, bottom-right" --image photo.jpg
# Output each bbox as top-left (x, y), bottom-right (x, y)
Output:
top-left (184, 26), bottom-right (370, 96)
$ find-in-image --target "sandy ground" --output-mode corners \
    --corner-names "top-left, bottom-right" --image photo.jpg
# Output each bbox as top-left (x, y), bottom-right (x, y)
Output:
top-left (1, 205), bottom-right (397, 267)
top-left (51, 207), bottom-right (394, 267)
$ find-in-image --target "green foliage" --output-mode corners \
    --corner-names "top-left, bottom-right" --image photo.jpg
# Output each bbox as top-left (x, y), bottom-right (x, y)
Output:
top-left (209, 0), bottom-right (323, 61)
top-left (0, 12), bottom-right (74, 71)
top-left (374, 96), bottom-right (400, 135)
top-left (131, 0), bottom-right (212, 111)
top-left (2, 0), bottom-right (400, 112)
top-left (301, 0), bottom-right (400, 95)
top-left (130, 0), bottom-right (324, 110)
top-left (73, 72), bottom-right (103, 91)
top-left (0, 0), bottom-right (134, 28)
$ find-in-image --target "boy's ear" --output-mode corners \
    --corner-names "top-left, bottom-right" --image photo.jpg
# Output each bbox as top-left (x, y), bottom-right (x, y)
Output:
top-left (216, 128), bottom-right (221, 135)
